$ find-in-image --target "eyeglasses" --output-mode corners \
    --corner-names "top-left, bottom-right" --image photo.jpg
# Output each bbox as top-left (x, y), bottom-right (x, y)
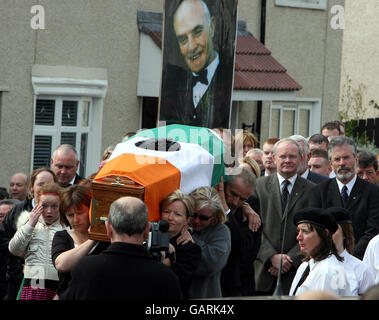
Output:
top-left (192, 212), bottom-right (213, 221)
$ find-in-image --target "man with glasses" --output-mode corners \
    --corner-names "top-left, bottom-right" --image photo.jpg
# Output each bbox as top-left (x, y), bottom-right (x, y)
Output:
top-left (252, 138), bottom-right (314, 295)
top-left (51, 144), bottom-right (83, 188)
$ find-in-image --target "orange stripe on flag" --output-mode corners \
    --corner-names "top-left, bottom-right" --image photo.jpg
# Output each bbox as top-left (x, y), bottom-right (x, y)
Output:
top-left (94, 153), bottom-right (181, 221)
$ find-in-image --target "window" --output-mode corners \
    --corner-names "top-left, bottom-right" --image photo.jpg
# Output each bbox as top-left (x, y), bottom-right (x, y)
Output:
top-left (31, 66), bottom-right (108, 177)
top-left (32, 97), bottom-right (92, 177)
top-left (270, 102), bottom-right (313, 138)
top-left (275, 0), bottom-right (327, 10)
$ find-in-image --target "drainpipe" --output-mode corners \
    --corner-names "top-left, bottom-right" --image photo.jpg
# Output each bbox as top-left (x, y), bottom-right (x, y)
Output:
top-left (256, 0), bottom-right (266, 143)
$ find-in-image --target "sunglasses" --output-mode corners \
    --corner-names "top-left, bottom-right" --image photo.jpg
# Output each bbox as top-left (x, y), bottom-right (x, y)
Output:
top-left (192, 212), bottom-right (213, 221)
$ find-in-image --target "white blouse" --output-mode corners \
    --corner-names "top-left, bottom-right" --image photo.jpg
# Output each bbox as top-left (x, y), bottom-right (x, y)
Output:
top-left (363, 235), bottom-right (379, 285)
top-left (341, 249), bottom-right (376, 296)
top-left (290, 254), bottom-right (352, 297)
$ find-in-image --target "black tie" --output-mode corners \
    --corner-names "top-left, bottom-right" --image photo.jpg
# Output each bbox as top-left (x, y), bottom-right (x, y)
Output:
top-left (281, 180), bottom-right (290, 212)
top-left (293, 264), bottom-right (310, 295)
top-left (191, 68), bottom-right (208, 87)
top-left (341, 185), bottom-right (348, 207)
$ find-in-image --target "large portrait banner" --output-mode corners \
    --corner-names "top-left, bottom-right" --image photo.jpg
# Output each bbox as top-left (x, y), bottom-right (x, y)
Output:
top-left (158, 0), bottom-right (238, 129)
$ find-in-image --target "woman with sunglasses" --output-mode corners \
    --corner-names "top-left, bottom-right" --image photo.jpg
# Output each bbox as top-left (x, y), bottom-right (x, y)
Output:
top-left (160, 190), bottom-right (201, 299)
top-left (185, 186), bottom-right (231, 299)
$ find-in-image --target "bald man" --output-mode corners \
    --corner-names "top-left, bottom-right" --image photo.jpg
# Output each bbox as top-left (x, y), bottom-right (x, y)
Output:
top-left (9, 173), bottom-right (28, 201)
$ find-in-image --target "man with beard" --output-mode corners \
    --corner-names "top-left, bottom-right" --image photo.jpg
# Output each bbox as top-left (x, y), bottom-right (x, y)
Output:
top-left (309, 136), bottom-right (379, 259)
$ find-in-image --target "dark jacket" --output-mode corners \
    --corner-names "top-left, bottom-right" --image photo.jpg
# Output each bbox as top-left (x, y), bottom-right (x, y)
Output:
top-left (309, 176), bottom-right (379, 259)
top-left (221, 204), bottom-right (261, 297)
top-left (51, 230), bottom-right (109, 295)
top-left (160, 60), bottom-right (233, 128)
top-left (59, 242), bottom-right (182, 300)
top-left (306, 170), bottom-right (329, 184)
top-left (0, 198), bottom-right (33, 284)
top-left (169, 233), bottom-right (201, 299)
top-left (252, 174), bottom-right (314, 294)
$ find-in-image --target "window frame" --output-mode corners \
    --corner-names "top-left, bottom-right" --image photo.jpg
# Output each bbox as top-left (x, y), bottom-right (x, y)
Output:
top-left (270, 101), bottom-right (316, 138)
top-left (275, 0), bottom-right (327, 11)
top-left (32, 96), bottom-right (93, 176)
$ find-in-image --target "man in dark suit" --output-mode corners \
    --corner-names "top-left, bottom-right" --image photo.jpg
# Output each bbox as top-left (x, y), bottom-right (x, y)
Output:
top-left (290, 135), bottom-right (329, 184)
top-left (309, 136), bottom-right (379, 259)
top-left (51, 144), bottom-right (84, 188)
top-left (218, 167), bottom-right (261, 297)
top-left (60, 197), bottom-right (181, 300)
top-left (252, 138), bottom-right (314, 295)
top-left (159, 0), bottom-right (234, 128)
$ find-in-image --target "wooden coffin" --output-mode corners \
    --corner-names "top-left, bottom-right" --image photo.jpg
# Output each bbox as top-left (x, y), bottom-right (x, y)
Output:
top-left (89, 175), bottom-right (145, 241)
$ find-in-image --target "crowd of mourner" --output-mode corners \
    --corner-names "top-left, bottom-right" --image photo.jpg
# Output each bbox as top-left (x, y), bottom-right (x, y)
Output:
top-left (0, 120), bottom-right (378, 300)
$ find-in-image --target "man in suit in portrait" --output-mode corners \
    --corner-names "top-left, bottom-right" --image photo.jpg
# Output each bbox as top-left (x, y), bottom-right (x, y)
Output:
top-left (159, 0), bottom-right (236, 128)
top-left (252, 138), bottom-right (314, 295)
top-left (289, 135), bottom-right (329, 184)
top-left (309, 136), bottom-right (379, 259)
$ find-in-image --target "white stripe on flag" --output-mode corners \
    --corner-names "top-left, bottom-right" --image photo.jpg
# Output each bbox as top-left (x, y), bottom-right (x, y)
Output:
top-left (109, 136), bottom-right (214, 194)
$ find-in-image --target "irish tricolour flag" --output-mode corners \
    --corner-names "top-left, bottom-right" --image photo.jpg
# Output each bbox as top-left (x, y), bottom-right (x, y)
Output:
top-left (94, 125), bottom-right (225, 221)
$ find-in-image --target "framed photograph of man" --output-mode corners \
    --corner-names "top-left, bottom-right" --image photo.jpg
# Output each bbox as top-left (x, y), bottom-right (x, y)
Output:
top-left (158, 0), bottom-right (238, 129)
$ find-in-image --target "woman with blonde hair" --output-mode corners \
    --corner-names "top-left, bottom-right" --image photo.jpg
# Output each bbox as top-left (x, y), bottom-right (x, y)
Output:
top-left (234, 130), bottom-right (259, 163)
top-left (160, 189), bottom-right (201, 298)
top-left (186, 186), bottom-right (231, 298)
top-left (241, 156), bottom-right (261, 178)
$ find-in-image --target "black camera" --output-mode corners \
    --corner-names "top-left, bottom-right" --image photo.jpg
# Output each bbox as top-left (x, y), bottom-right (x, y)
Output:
top-left (146, 220), bottom-right (170, 261)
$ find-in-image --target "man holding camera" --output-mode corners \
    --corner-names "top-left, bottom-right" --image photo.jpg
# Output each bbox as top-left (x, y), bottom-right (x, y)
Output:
top-left (59, 197), bottom-right (181, 300)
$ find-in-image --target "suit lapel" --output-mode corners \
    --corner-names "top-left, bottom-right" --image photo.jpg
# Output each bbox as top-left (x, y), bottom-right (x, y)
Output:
top-left (284, 176), bottom-right (305, 221)
top-left (346, 177), bottom-right (362, 209)
top-left (267, 174), bottom-right (283, 220)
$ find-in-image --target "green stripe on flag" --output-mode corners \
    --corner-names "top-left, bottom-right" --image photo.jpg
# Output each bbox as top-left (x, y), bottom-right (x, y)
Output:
top-left (136, 125), bottom-right (225, 187)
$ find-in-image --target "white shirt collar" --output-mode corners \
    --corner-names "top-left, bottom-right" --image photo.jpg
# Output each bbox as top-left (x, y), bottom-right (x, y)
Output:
top-left (301, 168), bottom-right (310, 179)
top-left (277, 173), bottom-right (297, 193)
top-left (192, 52), bottom-right (219, 108)
top-left (193, 51), bottom-right (219, 84)
top-left (336, 174), bottom-right (357, 195)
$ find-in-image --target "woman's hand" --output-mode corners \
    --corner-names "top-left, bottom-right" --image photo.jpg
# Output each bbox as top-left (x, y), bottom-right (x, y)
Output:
top-left (216, 176), bottom-right (229, 211)
top-left (161, 244), bottom-right (176, 266)
top-left (176, 226), bottom-right (194, 245)
top-left (28, 204), bottom-right (43, 227)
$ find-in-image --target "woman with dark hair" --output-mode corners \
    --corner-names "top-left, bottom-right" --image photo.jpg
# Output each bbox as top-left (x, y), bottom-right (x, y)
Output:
top-left (289, 207), bottom-right (352, 297)
top-left (51, 181), bottom-right (108, 296)
top-left (160, 189), bottom-right (201, 298)
top-left (326, 207), bottom-right (376, 296)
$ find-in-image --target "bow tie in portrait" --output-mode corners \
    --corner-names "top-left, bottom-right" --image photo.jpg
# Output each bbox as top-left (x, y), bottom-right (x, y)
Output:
top-left (191, 69), bottom-right (208, 87)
